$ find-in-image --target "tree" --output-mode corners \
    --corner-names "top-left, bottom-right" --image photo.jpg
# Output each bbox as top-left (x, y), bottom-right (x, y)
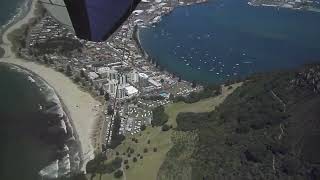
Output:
top-left (244, 142), bottom-right (267, 163)
top-left (107, 105), bottom-right (114, 115)
top-left (144, 148), bottom-right (148, 153)
top-left (112, 112), bottom-right (121, 138)
top-left (133, 157), bottom-right (138, 162)
top-left (162, 124), bottom-right (171, 131)
top-left (99, 87), bottom-right (105, 96)
top-left (58, 67), bottom-right (64, 72)
top-left (104, 92), bottom-right (110, 101)
top-left (44, 56), bottom-right (49, 64)
top-left (109, 111), bottom-right (124, 148)
top-left (140, 124), bottom-right (146, 131)
top-left (74, 75), bottom-right (81, 83)
top-left (17, 50), bottom-right (21, 58)
top-left (160, 78), bottom-right (164, 83)
top-left (66, 64), bottom-right (72, 76)
top-left (151, 105), bottom-right (169, 126)
top-left (191, 80), bottom-right (197, 88)
top-left (86, 153), bottom-right (107, 174)
top-left (86, 159), bottom-right (99, 174)
top-left (114, 170), bottom-right (123, 178)
top-left (153, 147), bottom-right (158, 152)
top-left (169, 94), bottom-right (175, 100)
top-left (80, 69), bottom-right (86, 78)
top-left (58, 172), bottom-right (88, 180)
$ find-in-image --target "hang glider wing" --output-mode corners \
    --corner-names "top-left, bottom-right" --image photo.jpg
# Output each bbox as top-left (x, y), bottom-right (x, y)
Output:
top-left (39, 0), bottom-right (141, 42)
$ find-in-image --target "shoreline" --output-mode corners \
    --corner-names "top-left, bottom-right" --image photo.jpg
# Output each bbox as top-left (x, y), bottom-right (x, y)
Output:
top-left (131, 2), bottom-right (209, 84)
top-left (248, 1), bottom-right (320, 12)
top-left (3, 62), bottom-right (82, 177)
top-left (0, 0), bottom-right (32, 57)
top-left (133, 0), bottom-right (320, 84)
top-left (0, 0), bottom-right (31, 44)
top-left (0, 0), bottom-right (101, 175)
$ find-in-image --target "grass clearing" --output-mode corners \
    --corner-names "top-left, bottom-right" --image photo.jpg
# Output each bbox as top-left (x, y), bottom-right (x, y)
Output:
top-left (94, 126), bottom-right (172, 180)
top-left (93, 83), bottom-right (242, 180)
top-left (166, 83), bottom-right (242, 127)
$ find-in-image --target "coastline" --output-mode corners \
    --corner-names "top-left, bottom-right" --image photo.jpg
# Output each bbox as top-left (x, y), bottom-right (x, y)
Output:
top-left (248, 1), bottom-right (320, 12)
top-left (0, 0), bottom-right (31, 44)
top-left (3, 62), bottom-right (82, 177)
top-left (133, 25), bottom-right (148, 59)
top-left (0, 0), bottom-right (32, 57)
top-left (0, 0), bottom-right (101, 175)
top-left (131, 0), bottom-right (213, 84)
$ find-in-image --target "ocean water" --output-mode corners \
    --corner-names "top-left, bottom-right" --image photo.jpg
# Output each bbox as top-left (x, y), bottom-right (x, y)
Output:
top-left (0, 0), bottom-right (26, 32)
top-left (0, 64), bottom-right (58, 180)
top-left (0, 1), bottom-right (80, 179)
top-left (0, 1), bottom-right (55, 179)
top-left (140, 0), bottom-right (320, 83)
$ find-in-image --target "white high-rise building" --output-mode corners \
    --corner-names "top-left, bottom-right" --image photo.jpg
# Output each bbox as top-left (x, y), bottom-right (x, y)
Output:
top-left (97, 67), bottom-right (110, 78)
top-left (103, 79), bottom-right (118, 96)
top-left (118, 74), bottom-right (128, 85)
top-left (128, 69), bottom-right (139, 84)
top-left (107, 69), bottom-right (118, 80)
top-left (138, 73), bottom-right (149, 87)
top-left (116, 85), bottom-right (127, 99)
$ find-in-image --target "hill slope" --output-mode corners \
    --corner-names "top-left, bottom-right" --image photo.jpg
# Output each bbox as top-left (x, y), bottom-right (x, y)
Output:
top-left (158, 65), bottom-right (320, 180)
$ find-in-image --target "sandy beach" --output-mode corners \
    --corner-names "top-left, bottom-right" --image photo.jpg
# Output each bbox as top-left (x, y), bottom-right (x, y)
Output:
top-left (0, 0), bottom-right (101, 171)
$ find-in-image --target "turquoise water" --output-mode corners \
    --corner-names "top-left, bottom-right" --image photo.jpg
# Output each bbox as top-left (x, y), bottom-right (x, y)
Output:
top-left (140, 0), bottom-right (320, 83)
top-left (0, 64), bottom-right (58, 180)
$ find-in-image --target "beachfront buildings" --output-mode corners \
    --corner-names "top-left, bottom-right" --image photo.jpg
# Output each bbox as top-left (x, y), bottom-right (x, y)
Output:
top-left (90, 63), bottom-right (143, 99)
top-left (21, 0), bottom-right (203, 148)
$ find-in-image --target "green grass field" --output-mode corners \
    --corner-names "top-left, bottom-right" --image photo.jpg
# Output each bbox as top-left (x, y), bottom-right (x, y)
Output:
top-left (93, 83), bottom-right (242, 180)
top-left (166, 83), bottom-right (242, 127)
top-left (93, 126), bottom-right (172, 180)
